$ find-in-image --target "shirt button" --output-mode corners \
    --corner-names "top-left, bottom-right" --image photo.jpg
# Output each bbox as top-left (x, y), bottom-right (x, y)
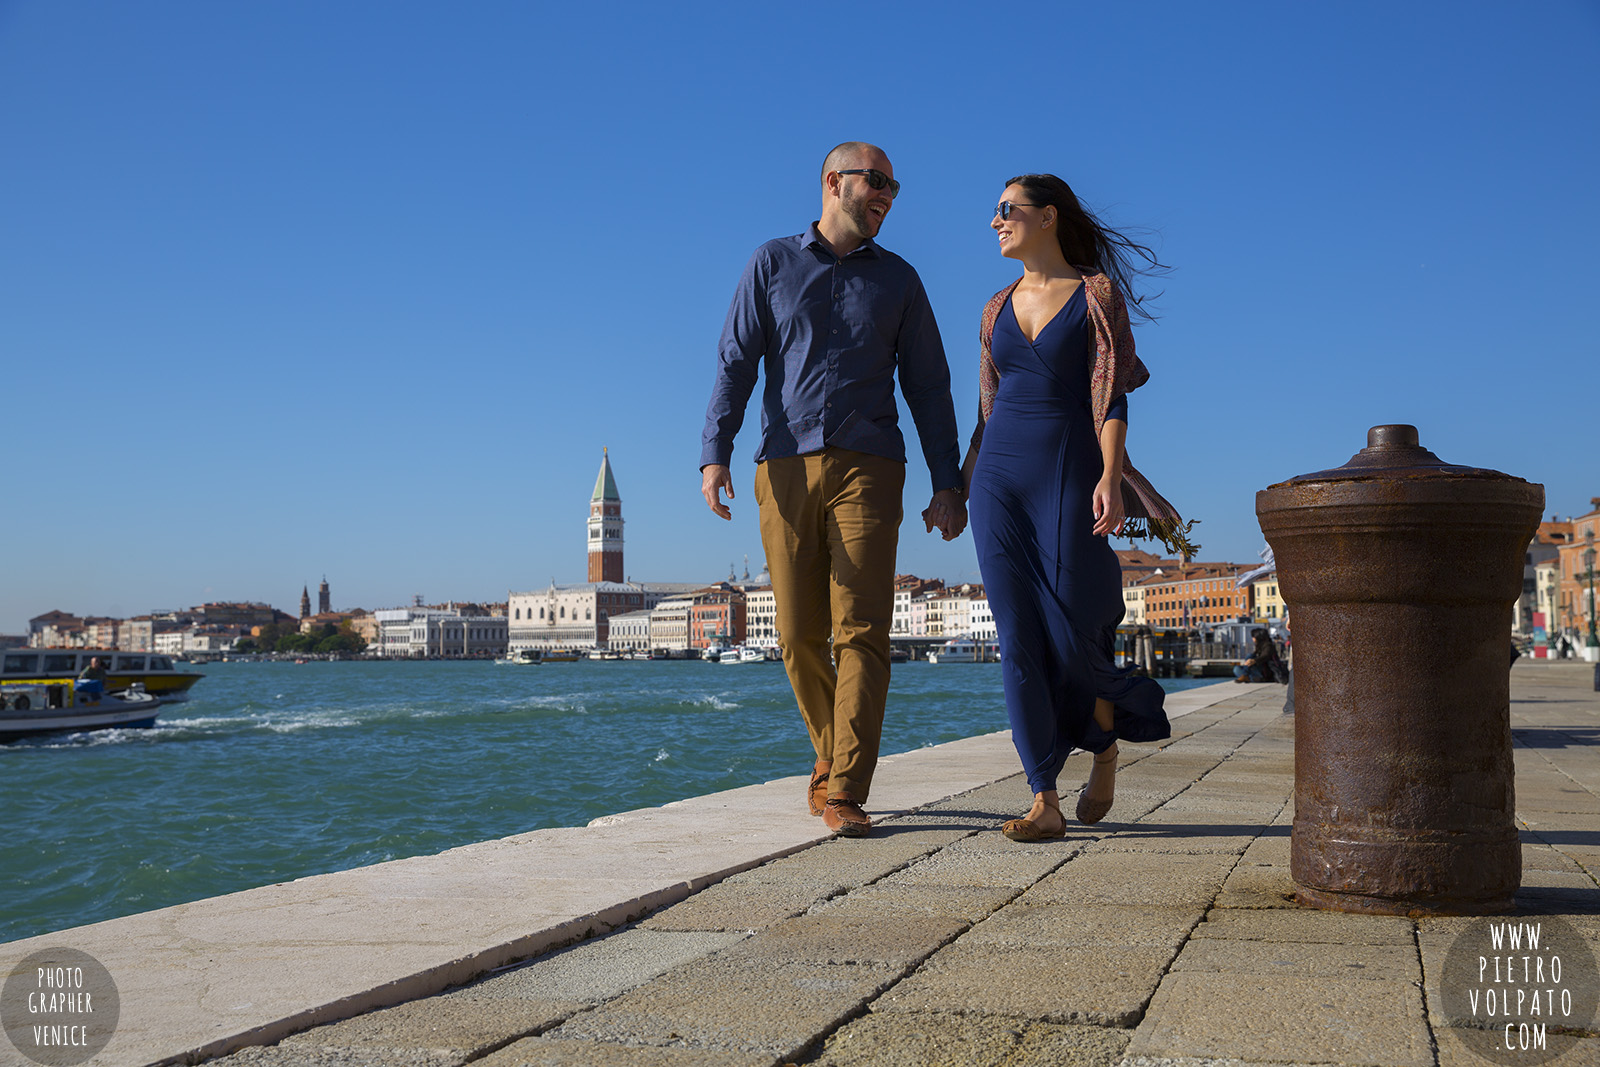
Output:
top-left (831, 328), bottom-right (838, 334)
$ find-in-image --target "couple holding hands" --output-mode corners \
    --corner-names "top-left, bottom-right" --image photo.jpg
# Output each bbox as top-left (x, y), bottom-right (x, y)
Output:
top-left (700, 142), bottom-right (1194, 839)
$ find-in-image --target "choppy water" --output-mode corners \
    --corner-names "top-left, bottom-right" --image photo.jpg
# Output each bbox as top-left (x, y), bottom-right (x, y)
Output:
top-left (0, 660), bottom-right (1212, 943)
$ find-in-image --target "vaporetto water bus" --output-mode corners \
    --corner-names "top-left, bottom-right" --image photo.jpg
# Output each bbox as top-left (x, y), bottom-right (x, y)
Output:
top-left (0, 650), bottom-right (203, 701)
top-left (0, 677), bottom-right (163, 738)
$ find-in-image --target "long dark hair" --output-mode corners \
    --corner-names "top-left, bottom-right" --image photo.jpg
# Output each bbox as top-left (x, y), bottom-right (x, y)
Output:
top-left (1005, 173), bottom-right (1170, 323)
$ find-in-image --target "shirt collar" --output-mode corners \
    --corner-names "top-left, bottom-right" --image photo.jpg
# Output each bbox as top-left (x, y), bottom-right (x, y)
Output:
top-left (804, 221), bottom-right (881, 260)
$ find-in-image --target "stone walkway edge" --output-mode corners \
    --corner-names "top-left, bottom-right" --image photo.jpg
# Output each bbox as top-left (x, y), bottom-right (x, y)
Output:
top-left (0, 683), bottom-right (1245, 1067)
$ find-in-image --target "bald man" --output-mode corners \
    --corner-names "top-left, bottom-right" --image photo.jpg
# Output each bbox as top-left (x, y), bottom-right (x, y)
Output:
top-left (699, 142), bottom-right (966, 836)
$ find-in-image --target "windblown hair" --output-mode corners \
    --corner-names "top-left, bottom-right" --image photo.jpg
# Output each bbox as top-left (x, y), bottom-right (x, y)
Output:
top-left (1005, 173), bottom-right (1170, 323)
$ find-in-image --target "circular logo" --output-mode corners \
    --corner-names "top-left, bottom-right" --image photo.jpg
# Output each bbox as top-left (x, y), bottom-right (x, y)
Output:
top-left (1438, 916), bottom-right (1598, 1065)
top-left (2, 949), bottom-right (121, 1066)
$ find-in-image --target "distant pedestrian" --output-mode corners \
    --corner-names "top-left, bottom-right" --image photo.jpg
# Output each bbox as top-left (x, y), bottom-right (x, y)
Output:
top-left (1234, 628), bottom-right (1280, 683)
top-left (699, 142), bottom-right (965, 837)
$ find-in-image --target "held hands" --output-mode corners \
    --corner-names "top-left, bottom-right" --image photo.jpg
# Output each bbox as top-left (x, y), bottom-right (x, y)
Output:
top-left (1092, 474), bottom-right (1125, 536)
top-left (701, 464), bottom-right (734, 520)
top-left (921, 489), bottom-right (968, 541)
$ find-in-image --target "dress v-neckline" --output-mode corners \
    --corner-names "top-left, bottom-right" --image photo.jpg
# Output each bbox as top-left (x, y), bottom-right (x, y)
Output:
top-left (1008, 283), bottom-right (1082, 346)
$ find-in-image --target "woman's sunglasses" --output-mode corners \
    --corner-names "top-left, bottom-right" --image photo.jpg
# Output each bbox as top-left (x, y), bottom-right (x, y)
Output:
top-left (836, 169), bottom-right (901, 199)
top-left (994, 201), bottom-right (1042, 221)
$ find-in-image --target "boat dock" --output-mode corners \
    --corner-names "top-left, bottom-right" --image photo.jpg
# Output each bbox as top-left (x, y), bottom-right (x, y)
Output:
top-left (2, 662), bottom-right (1595, 1066)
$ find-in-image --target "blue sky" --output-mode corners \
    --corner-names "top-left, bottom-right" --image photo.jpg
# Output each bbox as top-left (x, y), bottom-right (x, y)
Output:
top-left (2, 1), bottom-right (1597, 632)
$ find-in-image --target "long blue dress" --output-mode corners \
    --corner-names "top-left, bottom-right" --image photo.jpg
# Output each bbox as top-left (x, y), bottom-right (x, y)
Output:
top-left (968, 286), bottom-right (1169, 796)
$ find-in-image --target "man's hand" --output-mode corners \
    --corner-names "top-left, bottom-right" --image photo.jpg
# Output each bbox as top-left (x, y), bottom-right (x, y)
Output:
top-left (701, 464), bottom-right (734, 520)
top-left (923, 488), bottom-right (968, 541)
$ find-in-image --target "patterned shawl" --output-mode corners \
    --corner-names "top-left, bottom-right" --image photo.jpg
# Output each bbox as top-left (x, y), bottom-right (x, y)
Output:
top-left (972, 272), bottom-right (1199, 560)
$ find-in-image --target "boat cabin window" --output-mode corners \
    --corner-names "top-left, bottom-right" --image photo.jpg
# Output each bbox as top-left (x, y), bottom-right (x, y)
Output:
top-left (3, 653), bottom-right (39, 674)
top-left (116, 656), bottom-right (147, 671)
top-left (44, 654), bottom-right (78, 673)
top-left (150, 656), bottom-right (174, 671)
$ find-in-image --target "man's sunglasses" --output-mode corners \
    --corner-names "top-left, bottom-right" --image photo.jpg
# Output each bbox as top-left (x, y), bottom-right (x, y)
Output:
top-left (994, 201), bottom-right (1042, 221)
top-left (836, 169), bottom-right (901, 199)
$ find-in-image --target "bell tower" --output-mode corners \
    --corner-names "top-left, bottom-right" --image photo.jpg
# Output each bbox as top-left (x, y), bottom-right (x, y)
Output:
top-left (318, 576), bottom-right (330, 615)
top-left (588, 448), bottom-right (624, 583)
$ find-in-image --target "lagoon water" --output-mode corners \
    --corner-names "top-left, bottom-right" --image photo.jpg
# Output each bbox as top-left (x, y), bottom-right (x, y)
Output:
top-left (1, 660), bottom-right (1213, 944)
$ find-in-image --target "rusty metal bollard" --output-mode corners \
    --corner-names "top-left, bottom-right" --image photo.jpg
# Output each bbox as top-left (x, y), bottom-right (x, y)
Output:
top-left (1256, 425), bottom-right (1544, 915)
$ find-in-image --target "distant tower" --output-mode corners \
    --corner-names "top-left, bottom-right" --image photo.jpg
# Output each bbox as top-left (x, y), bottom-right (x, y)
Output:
top-left (318, 576), bottom-right (330, 615)
top-left (587, 448), bottom-right (625, 583)
top-left (299, 586), bottom-right (311, 619)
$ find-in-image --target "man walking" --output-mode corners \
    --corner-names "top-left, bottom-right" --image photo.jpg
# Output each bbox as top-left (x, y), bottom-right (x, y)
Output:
top-left (700, 142), bottom-right (965, 836)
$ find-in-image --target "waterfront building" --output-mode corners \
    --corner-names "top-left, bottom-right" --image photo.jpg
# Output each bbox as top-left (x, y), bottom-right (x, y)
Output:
top-left (892, 575), bottom-right (943, 636)
top-left (1141, 563), bottom-right (1254, 629)
top-left (349, 611), bottom-right (380, 646)
top-left (118, 617), bottom-right (154, 652)
top-left (1553, 500), bottom-right (1600, 650)
top-left (1242, 571), bottom-right (1285, 622)
top-left (588, 449), bottom-right (625, 584)
top-left (744, 585), bottom-right (778, 649)
top-left (1534, 558), bottom-right (1561, 654)
top-left (299, 611), bottom-right (362, 635)
top-left (907, 593), bottom-right (930, 637)
top-left (968, 592), bottom-right (996, 642)
top-left (154, 631), bottom-right (185, 655)
top-left (1519, 521), bottom-right (1571, 640)
top-left (689, 584), bottom-right (746, 650)
top-left (373, 607), bottom-right (507, 658)
top-left (507, 582), bottom-right (700, 652)
top-left (607, 610), bottom-right (653, 653)
top-left (1121, 575), bottom-right (1149, 626)
top-left (648, 597), bottom-right (693, 652)
top-left (932, 584), bottom-right (982, 638)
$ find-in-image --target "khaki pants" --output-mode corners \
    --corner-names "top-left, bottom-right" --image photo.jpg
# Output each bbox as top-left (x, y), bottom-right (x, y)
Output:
top-left (755, 448), bottom-right (904, 804)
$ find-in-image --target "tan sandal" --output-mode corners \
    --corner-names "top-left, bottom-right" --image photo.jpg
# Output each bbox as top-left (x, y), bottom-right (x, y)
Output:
top-left (1003, 795), bottom-right (1065, 841)
top-left (1076, 745), bottom-right (1119, 825)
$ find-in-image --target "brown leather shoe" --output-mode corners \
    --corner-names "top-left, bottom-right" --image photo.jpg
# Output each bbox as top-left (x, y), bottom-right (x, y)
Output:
top-left (823, 796), bottom-right (871, 837)
top-left (808, 760), bottom-right (832, 817)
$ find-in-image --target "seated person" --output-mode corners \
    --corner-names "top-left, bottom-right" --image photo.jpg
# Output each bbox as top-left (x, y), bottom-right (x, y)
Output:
top-left (1233, 629), bottom-right (1281, 683)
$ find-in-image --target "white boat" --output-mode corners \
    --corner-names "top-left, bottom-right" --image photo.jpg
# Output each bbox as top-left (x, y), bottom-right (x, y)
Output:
top-left (0, 678), bottom-right (162, 738)
top-left (927, 636), bottom-right (999, 664)
top-left (719, 645), bottom-right (766, 664)
top-left (702, 644), bottom-right (732, 663)
top-left (496, 649), bottom-right (542, 665)
top-left (541, 650), bottom-right (580, 663)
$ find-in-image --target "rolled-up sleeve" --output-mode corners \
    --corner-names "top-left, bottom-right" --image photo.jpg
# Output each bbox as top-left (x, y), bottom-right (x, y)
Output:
top-left (699, 250), bottom-right (768, 469)
top-left (894, 270), bottom-right (962, 490)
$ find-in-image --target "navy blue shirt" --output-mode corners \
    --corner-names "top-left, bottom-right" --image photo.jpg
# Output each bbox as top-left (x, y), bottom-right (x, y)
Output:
top-left (700, 224), bottom-right (963, 491)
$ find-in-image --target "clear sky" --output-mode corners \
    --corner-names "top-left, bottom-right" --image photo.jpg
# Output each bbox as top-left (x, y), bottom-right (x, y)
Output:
top-left (3, 1), bottom-right (1597, 633)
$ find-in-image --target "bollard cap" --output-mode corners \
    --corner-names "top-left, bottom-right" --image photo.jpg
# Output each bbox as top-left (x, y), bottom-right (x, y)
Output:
top-left (1277, 424), bottom-right (1521, 485)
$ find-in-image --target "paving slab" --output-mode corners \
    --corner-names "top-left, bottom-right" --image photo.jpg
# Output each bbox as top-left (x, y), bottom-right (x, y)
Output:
top-left (712, 913), bottom-right (968, 969)
top-left (805, 882), bottom-right (1021, 924)
top-left (1018, 851), bottom-right (1238, 909)
top-left (277, 995), bottom-right (583, 1060)
top-left (960, 903), bottom-right (1200, 951)
top-left (1189, 908), bottom-right (1415, 945)
top-left (795, 1009), bottom-right (1023, 1067)
top-left (1127, 973), bottom-right (1434, 1067)
top-left (475, 1038), bottom-right (776, 1066)
top-left (1213, 864), bottom-right (1301, 909)
top-left (873, 942), bottom-right (1176, 1026)
top-left (1169, 937), bottom-right (1420, 982)
top-left (1003, 1022), bottom-right (1131, 1067)
top-left (463, 929), bottom-right (750, 1003)
top-left (545, 956), bottom-right (897, 1058)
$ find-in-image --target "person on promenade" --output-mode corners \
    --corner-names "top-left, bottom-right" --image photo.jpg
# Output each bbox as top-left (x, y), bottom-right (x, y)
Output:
top-left (960, 174), bottom-right (1195, 840)
top-left (1233, 627), bottom-right (1281, 683)
top-left (700, 142), bottom-right (966, 838)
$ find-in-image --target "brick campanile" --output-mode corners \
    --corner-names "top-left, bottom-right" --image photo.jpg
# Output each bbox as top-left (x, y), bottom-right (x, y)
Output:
top-left (587, 448), bottom-right (624, 583)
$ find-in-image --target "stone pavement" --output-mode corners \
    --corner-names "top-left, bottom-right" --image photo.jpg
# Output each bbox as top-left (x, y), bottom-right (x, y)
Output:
top-left (197, 662), bottom-right (1599, 1067)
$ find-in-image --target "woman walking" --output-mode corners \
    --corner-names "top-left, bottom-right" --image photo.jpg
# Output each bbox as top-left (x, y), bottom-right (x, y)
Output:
top-left (960, 174), bottom-right (1194, 838)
